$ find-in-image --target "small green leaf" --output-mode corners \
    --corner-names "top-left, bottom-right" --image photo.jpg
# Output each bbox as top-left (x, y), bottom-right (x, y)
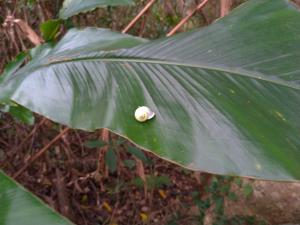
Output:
top-left (213, 196), bottom-right (224, 214)
top-left (84, 139), bottom-right (106, 148)
top-left (220, 184), bottom-right (231, 195)
top-left (27, 0), bottom-right (37, 7)
top-left (1, 101), bottom-right (34, 125)
top-left (40, 19), bottom-right (63, 42)
top-left (127, 147), bottom-right (148, 163)
top-left (116, 138), bottom-right (126, 146)
top-left (105, 148), bottom-right (117, 173)
top-left (131, 175), bottom-right (171, 190)
top-left (242, 184), bottom-right (253, 198)
top-left (149, 175), bottom-right (171, 188)
top-left (123, 159), bottom-right (136, 169)
top-left (131, 177), bottom-right (144, 188)
top-left (207, 178), bottom-right (219, 193)
top-left (233, 178), bottom-right (243, 187)
top-left (9, 105), bottom-right (35, 125)
top-left (227, 192), bottom-right (238, 201)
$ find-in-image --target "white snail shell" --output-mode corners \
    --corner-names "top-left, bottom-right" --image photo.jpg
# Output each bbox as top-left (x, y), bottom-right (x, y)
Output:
top-left (134, 106), bottom-right (155, 122)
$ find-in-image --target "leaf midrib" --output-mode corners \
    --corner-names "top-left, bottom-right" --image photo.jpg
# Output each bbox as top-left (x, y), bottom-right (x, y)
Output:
top-left (6, 55), bottom-right (299, 92)
top-left (35, 55), bottom-right (300, 91)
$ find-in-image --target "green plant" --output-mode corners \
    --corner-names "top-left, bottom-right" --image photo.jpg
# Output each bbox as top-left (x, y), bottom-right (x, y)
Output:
top-left (1, 0), bottom-right (300, 224)
top-left (1, 0), bottom-right (300, 181)
top-left (191, 176), bottom-right (265, 225)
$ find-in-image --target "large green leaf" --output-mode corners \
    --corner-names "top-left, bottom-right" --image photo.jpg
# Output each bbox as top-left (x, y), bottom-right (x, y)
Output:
top-left (0, 170), bottom-right (74, 225)
top-left (59, 0), bottom-right (134, 19)
top-left (0, 52), bottom-right (35, 125)
top-left (1, 0), bottom-right (300, 181)
top-left (0, 52), bottom-right (27, 83)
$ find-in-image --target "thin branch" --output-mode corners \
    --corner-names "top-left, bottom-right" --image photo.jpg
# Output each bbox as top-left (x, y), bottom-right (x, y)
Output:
top-left (166, 0), bottom-right (210, 37)
top-left (122, 0), bottom-right (156, 34)
top-left (13, 118), bottom-right (47, 154)
top-left (13, 127), bottom-right (70, 179)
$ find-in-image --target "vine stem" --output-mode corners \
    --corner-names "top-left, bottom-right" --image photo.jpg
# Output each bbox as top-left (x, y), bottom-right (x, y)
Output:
top-left (166, 0), bottom-right (210, 37)
top-left (122, 0), bottom-right (156, 34)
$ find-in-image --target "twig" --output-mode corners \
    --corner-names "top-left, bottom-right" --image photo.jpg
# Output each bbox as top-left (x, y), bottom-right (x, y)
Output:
top-left (7, 25), bottom-right (20, 53)
top-left (13, 127), bottom-right (70, 179)
top-left (13, 118), bottom-right (47, 153)
top-left (15, 25), bottom-right (27, 51)
top-left (166, 0), bottom-right (210, 37)
top-left (37, 0), bottom-right (46, 23)
top-left (55, 167), bottom-right (73, 219)
top-left (122, 0), bottom-right (156, 34)
top-left (99, 129), bottom-right (110, 177)
top-left (108, 202), bottom-right (119, 225)
top-left (138, 9), bottom-right (150, 37)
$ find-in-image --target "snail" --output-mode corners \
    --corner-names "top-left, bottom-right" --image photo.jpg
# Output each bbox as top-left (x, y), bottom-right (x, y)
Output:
top-left (134, 106), bottom-right (155, 122)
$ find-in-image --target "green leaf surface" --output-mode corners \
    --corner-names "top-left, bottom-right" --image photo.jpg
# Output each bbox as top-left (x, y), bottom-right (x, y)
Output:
top-left (0, 52), bottom-right (27, 83)
top-left (8, 104), bottom-right (35, 125)
top-left (0, 53), bottom-right (34, 125)
top-left (40, 19), bottom-right (63, 42)
top-left (59, 0), bottom-right (134, 19)
top-left (0, 170), bottom-right (74, 225)
top-left (1, 0), bottom-right (300, 181)
top-left (242, 184), bottom-right (254, 198)
top-left (105, 148), bottom-right (117, 173)
top-left (123, 159), bottom-right (136, 169)
top-left (127, 146), bottom-right (148, 163)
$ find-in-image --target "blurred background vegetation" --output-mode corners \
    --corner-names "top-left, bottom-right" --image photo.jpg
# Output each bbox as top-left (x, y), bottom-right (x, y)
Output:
top-left (0, 0), bottom-right (247, 73)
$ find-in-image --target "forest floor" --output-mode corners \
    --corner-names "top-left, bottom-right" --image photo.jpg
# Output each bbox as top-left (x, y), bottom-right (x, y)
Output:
top-left (0, 114), bottom-right (265, 225)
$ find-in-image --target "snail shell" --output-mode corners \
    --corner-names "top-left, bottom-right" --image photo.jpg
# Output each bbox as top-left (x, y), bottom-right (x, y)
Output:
top-left (134, 106), bottom-right (155, 122)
